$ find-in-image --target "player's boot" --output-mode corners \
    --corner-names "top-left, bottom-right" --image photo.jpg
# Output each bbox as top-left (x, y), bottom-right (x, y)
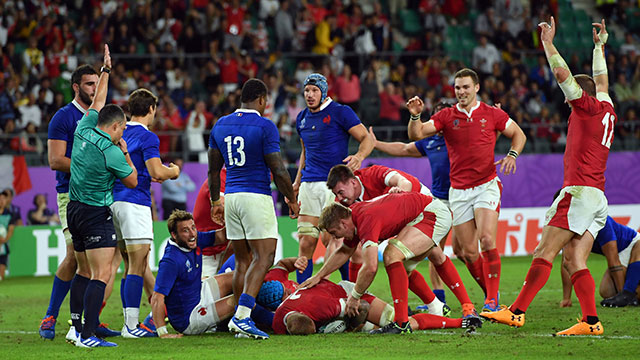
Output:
top-left (461, 303), bottom-right (479, 319)
top-left (601, 290), bottom-right (639, 307)
top-left (95, 323), bottom-right (121, 337)
top-left (65, 326), bottom-right (80, 345)
top-left (369, 321), bottom-right (412, 335)
top-left (39, 315), bottom-right (56, 340)
top-left (461, 316), bottom-right (483, 329)
top-left (229, 316), bottom-right (269, 339)
top-left (142, 312), bottom-right (156, 332)
top-left (480, 305), bottom-right (524, 327)
top-left (481, 298), bottom-right (499, 313)
top-left (121, 324), bottom-right (158, 338)
top-left (76, 336), bottom-right (118, 348)
top-left (556, 320), bottom-right (603, 336)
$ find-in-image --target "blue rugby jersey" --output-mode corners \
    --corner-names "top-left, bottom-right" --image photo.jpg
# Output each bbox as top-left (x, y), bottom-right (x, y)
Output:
top-left (592, 216), bottom-right (638, 255)
top-left (296, 99), bottom-right (361, 182)
top-left (113, 122), bottom-right (160, 207)
top-left (47, 100), bottom-right (86, 193)
top-left (210, 109), bottom-right (280, 195)
top-left (154, 240), bottom-right (202, 333)
top-left (415, 135), bottom-right (451, 200)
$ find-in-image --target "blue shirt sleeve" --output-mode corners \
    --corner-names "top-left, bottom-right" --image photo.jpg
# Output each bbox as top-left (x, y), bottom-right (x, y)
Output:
top-left (414, 138), bottom-right (429, 157)
top-left (337, 103), bottom-right (361, 131)
top-left (142, 133), bottom-right (160, 161)
top-left (48, 108), bottom-right (71, 141)
top-left (154, 256), bottom-right (179, 295)
top-left (197, 230), bottom-right (217, 248)
top-left (595, 217), bottom-right (617, 247)
top-left (262, 119), bottom-right (280, 155)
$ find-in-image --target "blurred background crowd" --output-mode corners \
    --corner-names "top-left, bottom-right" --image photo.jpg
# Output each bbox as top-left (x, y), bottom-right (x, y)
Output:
top-left (1, 0), bottom-right (640, 166)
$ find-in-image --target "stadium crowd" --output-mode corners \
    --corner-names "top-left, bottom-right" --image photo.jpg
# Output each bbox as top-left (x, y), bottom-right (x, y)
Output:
top-left (2, 0), bottom-right (640, 161)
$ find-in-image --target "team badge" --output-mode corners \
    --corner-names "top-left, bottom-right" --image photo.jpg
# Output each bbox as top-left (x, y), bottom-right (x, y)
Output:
top-left (480, 118), bottom-right (487, 131)
top-left (323, 115), bottom-right (331, 124)
top-left (186, 259), bottom-right (192, 273)
top-left (237, 113), bottom-right (243, 117)
top-left (453, 119), bottom-right (460, 129)
top-left (300, 118), bottom-right (306, 129)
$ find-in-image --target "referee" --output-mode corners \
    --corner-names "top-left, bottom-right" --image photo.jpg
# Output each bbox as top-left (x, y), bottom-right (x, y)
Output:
top-left (67, 45), bottom-right (138, 348)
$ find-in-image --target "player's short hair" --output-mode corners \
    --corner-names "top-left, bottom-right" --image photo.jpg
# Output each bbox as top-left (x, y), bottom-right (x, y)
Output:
top-left (97, 104), bottom-right (126, 127)
top-left (240, 78), bottom-right (268, 103)
top-left (318, 202), bottom-right (351, 232)
top-left (167, 209), bottom-right (194, 236)
top-left (454, 68), bottom-right (480, 85)
top-left (128, 88), bottom-right (158, 117)
top-left (326, 164), bottom-right (356, 190)
top-left (256, 280), bottom-right (285, 311)
top-left (71, 64), bottom-right (98, 85)
top-left (574, 74), bottom-right (596, 97)
top-left (286, 312), bottom-right (316, 335)
top-left (431, 102), bottom-right (452, 117)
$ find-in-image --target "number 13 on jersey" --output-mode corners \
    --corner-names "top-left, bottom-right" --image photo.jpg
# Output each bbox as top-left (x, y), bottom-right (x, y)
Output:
top-left (224, 135), bottom-right (246, 166)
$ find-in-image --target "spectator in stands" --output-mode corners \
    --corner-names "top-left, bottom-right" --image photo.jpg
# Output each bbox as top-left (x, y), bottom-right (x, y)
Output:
top-left (2, 188), bottom-right (22, 226)
top-left (473, 35), bottom-right (501, 77)
top-left (23, 37), bottom-right (44, 84)
top-left (0, 189), bottom-right (18, 280)
top-left (274, 0), bottom-right (294, 52)
top-left (313, 14), bottom-right (339, 55)
top-left (613, 72), bottom-right (639, 116)
top-left (334, 64), bottom-right (361, 113)
top-left (18, 92), bottom-right (41, 130)
top-left (161, 158), bottom-right (195, 219)
top-left (475, 8), bottom-right (498, 39)
top-left (184, 101), bottom-right (208, 162)
top-left (379, 82), bottom-right (405, 126)
top-left (424, 4), bottom-right (447, 34)
top-left (360, 66), bottom-right (381, 126)
top-left (620, 32), bottom-right (640, 58)
top-left (28, 193), bottom-right (60, 225)
top-left (223, 0), bottom-right (247, 50)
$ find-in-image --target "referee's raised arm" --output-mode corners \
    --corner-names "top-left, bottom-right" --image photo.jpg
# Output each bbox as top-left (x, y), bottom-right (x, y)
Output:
top-left (89, 44), bottom-right (112, 113)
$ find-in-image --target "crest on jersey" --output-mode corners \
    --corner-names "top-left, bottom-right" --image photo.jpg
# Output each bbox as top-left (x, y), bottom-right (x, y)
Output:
top-left (237, 113), bottom-right (243, 117)
top-left (186, 259), bottom-right (192, 273)
top-left (323, 115), bottom-right (331, 124)
top-left (453, 119), bottom-right (460, 129)
top-left (300, 118), bottom-right (306, 129)
top-left (480, 118), bottom-right (487, 131)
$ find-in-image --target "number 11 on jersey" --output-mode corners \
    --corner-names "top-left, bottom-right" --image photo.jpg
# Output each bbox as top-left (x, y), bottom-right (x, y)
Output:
top-left (224, 135), bottom-right (246, 166)
top-left (601, 112), bottom-right (615, 149)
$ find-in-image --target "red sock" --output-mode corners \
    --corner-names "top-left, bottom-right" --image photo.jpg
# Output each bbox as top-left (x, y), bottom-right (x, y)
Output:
top-left (435, 257), bottom-right (472, 305)
top-left (349, 262), bottom-right (362, 283)
top-left (571, 269), bottom-right (598, 322)
top-left (412, 313), bottom-right (463, 329)
top-left (465, 256), bottom-right (487, 295)
top-left (510, 258), bottom-right (552, 313)
top-left (408, 270), bottom-right (436, 304)
top-left (482, 249), bottom-right (501, 303)
top-left (386, 262), bottom-right (409, 324)
top-left (99, 301), bottom-right (106, 316)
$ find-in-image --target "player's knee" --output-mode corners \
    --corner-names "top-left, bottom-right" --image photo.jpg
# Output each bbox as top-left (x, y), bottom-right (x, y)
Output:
top-left (428, 249), bottom-right (447, 267)
top-left (382, 247), bottom-right (403, 265)
top-left (478, 232), bottom-right (494, 250)
top-left (298, 222), bottom-right (319, 239)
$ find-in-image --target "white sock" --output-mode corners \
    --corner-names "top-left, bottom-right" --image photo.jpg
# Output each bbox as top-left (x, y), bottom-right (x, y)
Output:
top-left (125, 307), bottom-right (140, 329)
top-left (235, 305), bottom-right (252, 320)
top-left (427, 297), bottom-right (444, 316)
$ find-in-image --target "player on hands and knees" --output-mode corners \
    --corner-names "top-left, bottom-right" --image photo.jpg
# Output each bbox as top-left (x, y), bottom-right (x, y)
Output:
top-left (293, 73), bottom-right (373, 284)
top-left (481, 17), bottom-right (615, 336)
top-left (208, 78), bottom-right (299, 339)
top-left (111, 89), bottom-right (180, 338)
top-left (407, 69), bottom-right (526, 314)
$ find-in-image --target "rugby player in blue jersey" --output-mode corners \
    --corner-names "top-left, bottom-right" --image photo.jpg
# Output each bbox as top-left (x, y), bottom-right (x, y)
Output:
top-left (561, 216), bottom-right (640, 307)
top-left (367, 102), bottom-right (459, 305)
top-left (208, 78), bottom-right (299, 339)
top-left (40, 64), bottom-right (119, 340)
top-left (293, 73), bottom-right (373, 284)
top-left (111, 89), bottom-right (180, 338)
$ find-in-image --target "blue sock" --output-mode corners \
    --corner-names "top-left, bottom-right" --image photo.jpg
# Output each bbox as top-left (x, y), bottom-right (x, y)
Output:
top-left (339, 260), bottom-right (350, 281)
top-left (120, 278), bottom-right (127, 308)
top-left (46, 276), bottom-right (72, 318)
top-left (217, 254), bottom-right (236, 274)
top-left (70, 274), bottom-right (90, 331)
top-left (251, 303), bottom-right (274, 327)
top-left (297, 259), bottom-right (313, 283)
top-left (81, 280), bottom-right (106, 339)
top-left (623, 261), bottom-right (640, 293)
top-left (433, 289), bottom-right (446, 303)
top-left (238, 293), bottom-right (256, 309)
top-left (124, 275), bottom-right (144, 309)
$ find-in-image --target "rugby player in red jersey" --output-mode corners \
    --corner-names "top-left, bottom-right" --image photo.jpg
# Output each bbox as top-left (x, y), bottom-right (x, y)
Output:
top-left (300, 192), bottom-right (480, 334)
top-left (481, 17), bottom-right (615, 336)
top-left (407, 68), bottom-right (526, 313)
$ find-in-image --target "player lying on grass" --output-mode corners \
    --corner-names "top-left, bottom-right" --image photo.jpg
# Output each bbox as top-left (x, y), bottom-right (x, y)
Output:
top-left (560, 215), bottom-right (640, 308)
top-left (300, 192), bottom-right (479, 334)
top-left (325, 164), bottom-right (450, 317)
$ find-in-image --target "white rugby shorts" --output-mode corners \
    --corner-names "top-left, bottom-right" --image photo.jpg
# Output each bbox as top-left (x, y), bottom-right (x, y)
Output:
top-left (224, 192), bottom-right (278, 240)
top-left (298, 181), bottom-right (335, 217)
top-left (110, 201), bottom-right (153, 245)
top-left (449, 177), bottom-right (502, 226)
top-left (619, 234), bottom-right (640, 267)
top-left (544, 186), bottom-right (608, 238)
top-left (202, 253), bottom-right (224, 279)
top-left (183, 278), bottom-right (221, 335)
top-left (57, 192), bottom-right (72, 245)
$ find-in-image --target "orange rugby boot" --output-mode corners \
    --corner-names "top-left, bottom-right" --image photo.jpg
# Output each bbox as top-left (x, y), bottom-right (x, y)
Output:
top-left (480, 305), bottom-right (525, 327)
top-left (556, 320), bottom-right (603, 336)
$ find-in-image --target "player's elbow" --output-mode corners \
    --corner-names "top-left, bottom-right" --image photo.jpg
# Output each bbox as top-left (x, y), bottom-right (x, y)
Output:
top-left (122, 173), bottom-right (138, 189)
top-left (553, 67), bottom-right (570, 83)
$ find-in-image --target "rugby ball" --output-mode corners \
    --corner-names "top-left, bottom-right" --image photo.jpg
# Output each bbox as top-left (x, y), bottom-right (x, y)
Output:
top-left (318, 319), bottom-right (346, 334)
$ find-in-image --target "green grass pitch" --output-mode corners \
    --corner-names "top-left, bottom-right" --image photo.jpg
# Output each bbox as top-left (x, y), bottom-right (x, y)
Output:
top-left (0, 255), bottom-right (638, 359)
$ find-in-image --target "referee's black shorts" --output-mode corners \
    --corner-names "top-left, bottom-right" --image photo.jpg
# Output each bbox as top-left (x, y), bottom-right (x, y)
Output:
top-left (67, 200), bottom-right (117, 252)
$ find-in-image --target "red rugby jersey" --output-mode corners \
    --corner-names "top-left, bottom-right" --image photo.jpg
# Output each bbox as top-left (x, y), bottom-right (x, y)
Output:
top-left (354, 165), bottom-right (423, 201)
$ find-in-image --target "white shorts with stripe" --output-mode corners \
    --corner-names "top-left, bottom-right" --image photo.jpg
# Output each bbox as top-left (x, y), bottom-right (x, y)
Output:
top-left (544, 186), bottom-right (608, 238)
top-left (449, 177), bottom-right (502, 226)
top-left (618, 234), bottom-right (640, 267)
top-left (57, 192), bottom-right (72, 245)
top-left (298, 181), bottom-right (335, 217)
top-left (224, 192), bottom-right (278, 240)
top-left (183, 277), bottom-right (222, 335)
top-left (110, 201), bottom-right (153, 245)
top-left (420, 185), bottom-right (452, 244)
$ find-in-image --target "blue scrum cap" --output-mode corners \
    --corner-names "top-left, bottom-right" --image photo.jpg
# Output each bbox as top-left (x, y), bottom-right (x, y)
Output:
top-left (256, 280), bottom-right (285, 311)
top-left (303, 73), bottom-right (328, 102)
